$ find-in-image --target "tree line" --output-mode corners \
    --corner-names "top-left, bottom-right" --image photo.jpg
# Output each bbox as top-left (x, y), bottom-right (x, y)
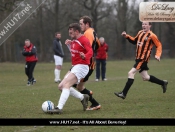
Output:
top-left (0, 0), bottom-right (175, 62)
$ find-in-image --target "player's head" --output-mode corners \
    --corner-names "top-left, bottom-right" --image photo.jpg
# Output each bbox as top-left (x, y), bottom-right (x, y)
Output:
top-left (55, 32), bottom-right (61, 39)
top-left (68, 23), bottom-right (81, 39)
top-left (79, 16), bottom-right (92, 32)
top-left (25, 39), bottom-right (30, 47)
top-left (142, 21), bottom-right (152, 32)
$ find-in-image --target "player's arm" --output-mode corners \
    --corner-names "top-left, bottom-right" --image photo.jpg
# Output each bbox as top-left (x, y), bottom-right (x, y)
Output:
top-left (152, 34), bottom-right (162, 61)
top-left (65, 39), bottom-right (71, 52)
top-left (81, 41), bottom-right (93, 60)
top-left (29, 46), bottom-right (37, 55)
top-left (22, 46), bottom-right (36, 56)
top-left (122, 31), bottom-right (141, 45)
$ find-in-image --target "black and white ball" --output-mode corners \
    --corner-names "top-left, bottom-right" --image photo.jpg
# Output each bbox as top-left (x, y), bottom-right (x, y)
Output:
top-left (42, 101), bottom-right (54, 113)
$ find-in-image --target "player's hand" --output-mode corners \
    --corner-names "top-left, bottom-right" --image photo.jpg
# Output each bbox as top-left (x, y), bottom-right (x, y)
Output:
top-left (80, 52), bottom-right (85, 59)
top-left (65, 39), bottom-right (71, 45)
top-left (155, 55), bottom-right (160, 61)
top-left (121, 31), bottom-right (127, 37)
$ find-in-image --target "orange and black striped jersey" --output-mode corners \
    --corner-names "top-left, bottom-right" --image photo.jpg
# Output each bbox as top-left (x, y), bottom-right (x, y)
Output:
top-left (84, 28), bottom-right (94, 46)
top-left (84, 28), bottom-right (100, 70)
top-left (84, 28), bottom-right (100, 53)
top-left (125, 30), bottom-right (162, 62)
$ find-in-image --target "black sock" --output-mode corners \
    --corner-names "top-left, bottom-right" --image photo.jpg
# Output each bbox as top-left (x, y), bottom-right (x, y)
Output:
top-left (149, 75), bottom-right (164, 85)
top-left (123, 78), bottom-right (134, 96)
top-left (81, 88), bottom-right (99, 106)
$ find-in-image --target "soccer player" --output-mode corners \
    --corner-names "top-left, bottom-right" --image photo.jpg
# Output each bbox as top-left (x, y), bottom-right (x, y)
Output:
top-left (48, 23), bottom-right (93, 114)
top-left (72, 15), bottom-right (101, 110)
top-left (53, 32), bottom-right (64, 83)
top-left (114, 21), bottom-right (168, 99)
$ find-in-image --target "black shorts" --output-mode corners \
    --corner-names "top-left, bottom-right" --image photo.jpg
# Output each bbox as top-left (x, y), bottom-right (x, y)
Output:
top-left (133, 59), bottom-right (149, 73)
top-left (81, 57), bottom-right (96, 82)
top-left (82, 69), bottom-right (94, 82)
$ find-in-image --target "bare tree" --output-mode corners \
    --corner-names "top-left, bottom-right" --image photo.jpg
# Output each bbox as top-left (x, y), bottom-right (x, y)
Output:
top-left (75, 0), bottom-right (112, 32)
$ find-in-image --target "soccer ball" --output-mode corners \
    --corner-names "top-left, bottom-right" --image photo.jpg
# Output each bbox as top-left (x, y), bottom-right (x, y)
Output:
top-left (42, 100), bottom-right (54, 113)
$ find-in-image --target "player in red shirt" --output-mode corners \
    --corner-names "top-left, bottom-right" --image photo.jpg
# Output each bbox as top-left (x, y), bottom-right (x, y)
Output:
top-left (48, 23), bottom-right (93, 114)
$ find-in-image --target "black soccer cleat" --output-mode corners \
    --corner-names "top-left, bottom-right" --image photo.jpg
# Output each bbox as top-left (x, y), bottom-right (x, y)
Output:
top-left (114, 92), bottom-right (126, 99)
top-left (162, 80), bottom-right (168, 93)
top-left (47, 107), bottom-right (62, 114)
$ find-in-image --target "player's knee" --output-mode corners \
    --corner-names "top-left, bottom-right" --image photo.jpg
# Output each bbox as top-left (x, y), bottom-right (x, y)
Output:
top-left (142, 76), bottom-right (149, 81)
top-left (58, 83), bottom-right (63, 91)
top-left (128, 71), bottom-right (133, 77)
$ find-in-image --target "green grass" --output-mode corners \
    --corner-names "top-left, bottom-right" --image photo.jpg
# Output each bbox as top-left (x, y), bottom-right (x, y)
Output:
top-left (0, 59), bottom-right (175, 132)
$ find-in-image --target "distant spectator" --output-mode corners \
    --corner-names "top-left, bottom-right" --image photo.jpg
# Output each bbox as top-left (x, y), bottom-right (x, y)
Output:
top-left (95, 37), bottom-right (108, 81)
top-left (53, 32), bottom-right (64, 83)
top-left (22, 39), bottom-right (38, 86)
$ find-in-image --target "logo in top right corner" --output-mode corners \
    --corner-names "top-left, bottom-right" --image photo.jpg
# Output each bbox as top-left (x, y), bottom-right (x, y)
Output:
top-left (139, 2), bottom-right (175, 22)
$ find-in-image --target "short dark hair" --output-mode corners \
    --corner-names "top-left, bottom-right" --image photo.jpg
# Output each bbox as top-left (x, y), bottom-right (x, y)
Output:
top-left (80, 16), bottom-right (92, 27)
top-left (68, 23), bottom-right (81, 32)
top-left (55, 32), bottom-right (61, 36)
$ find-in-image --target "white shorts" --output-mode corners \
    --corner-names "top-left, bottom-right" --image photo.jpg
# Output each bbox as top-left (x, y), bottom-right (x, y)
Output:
top-left (54, 55), bottom-right (63, 65)
top-left (71, 64), bottom-right (89, 84)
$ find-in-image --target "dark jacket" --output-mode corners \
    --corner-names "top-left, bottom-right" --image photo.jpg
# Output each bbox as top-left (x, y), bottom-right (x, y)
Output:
top-left (53, 38), bottom-right (64, 57)
top-left (22, 43), bottom-right (38, 62)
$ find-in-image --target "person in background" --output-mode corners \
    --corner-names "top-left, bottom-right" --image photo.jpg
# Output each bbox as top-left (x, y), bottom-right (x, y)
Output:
top-left (95, 37), bottom-right (108, 81)
top-left (22, 39), bottom-right (38, 86)
top-left (53, 32), bottom-right (64, 83)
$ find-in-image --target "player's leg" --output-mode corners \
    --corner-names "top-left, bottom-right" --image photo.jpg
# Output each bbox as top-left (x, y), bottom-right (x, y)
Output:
top-left (115, 60), bottom-right (146, 99)
top-left (76, 68), bottom-right (101, 110)
top-left (140, 70), bottom-right (168, 93)
top-left (114, 67), bottom-right (137, 99)
top-left (48, 65), bottom-right (89, 114)
top-left (77, 81), bottom-right (101, 110)
top-left (68, 65), bottom-right (90, 111)
top-left (49, 72), bottom-right (77, 114)
top-left (73, 59), bottom-right (101, 110)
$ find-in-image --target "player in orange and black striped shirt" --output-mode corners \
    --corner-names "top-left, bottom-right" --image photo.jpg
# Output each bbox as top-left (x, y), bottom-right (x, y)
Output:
top-left (72, 16), bottom-right (101, 110)
top-left (114, 21), bottom-right (168, 99)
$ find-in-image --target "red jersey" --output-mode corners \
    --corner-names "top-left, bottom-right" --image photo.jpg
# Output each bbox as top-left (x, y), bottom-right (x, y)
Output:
top-left (70, 36), bottom-right (93, 65)
top-left (22, 43), bottom-right (38, 62)
top-left (96, 43), bottom-right (108, 59)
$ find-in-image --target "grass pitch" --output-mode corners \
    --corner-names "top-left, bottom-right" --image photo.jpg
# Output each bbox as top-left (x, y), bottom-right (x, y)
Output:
top-left (0, 59), bottom-right (175, 131)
